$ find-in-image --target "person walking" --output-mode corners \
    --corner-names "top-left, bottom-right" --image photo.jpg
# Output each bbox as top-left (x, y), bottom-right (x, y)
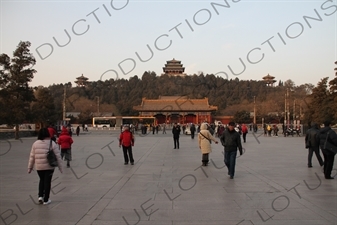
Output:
top-left (47, 124), bottom-right (57, 142)
top-left (28, 128), bottom-right (63, 205)
top-left (162, 124), bottom-right (166, 134)
top-left (273, 124), bottom-right (279, 137)
top-left (220, 122), bottom-right (243, 179)
top-left (76, 126), bottom-right (80, 136)
top-left (241, 124), bottom-right (248, 143)
top-left (190, 123), bottom-right (196, 139)
top-left (198, 123), bottom-right (218, 166)
top-left (172, 123), bottom-right (181, 149)
top-left (305, 123), bottom-right (324, 168)
top-left (119, 125), bottom-right (135, 165)
top-left (318, 121), bottom-right (337, 179)
top-left (58, 126), bottom-right (74, 168)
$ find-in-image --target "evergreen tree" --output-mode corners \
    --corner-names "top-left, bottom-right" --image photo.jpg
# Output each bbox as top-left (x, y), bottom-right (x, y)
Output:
top-left (31, 87), bottom-right (57, 125)
top-left (328, 61), bottom-right (337, 120)
top-left (0, 41), bottom-right (36, 139)
top-left (308, 77), bottom-right (333, 124)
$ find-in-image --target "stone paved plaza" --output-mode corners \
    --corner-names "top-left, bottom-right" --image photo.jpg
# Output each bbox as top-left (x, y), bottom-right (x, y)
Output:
top-left (0, 129), bottom-right (336, 225)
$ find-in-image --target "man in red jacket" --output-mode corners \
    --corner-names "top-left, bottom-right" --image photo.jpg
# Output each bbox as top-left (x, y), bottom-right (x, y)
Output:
top-left (119, 125), bottom-right (135, 165)
top-left (58, 126), bottom-right (74, 168)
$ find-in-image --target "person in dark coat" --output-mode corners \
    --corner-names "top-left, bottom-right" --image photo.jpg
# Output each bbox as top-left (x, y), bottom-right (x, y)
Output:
top-left (317, 121), bottom-right (337, 179)
top-left (190, 123), bottom-right (196, 139)
top-left (76, 126), bottom-right (80, 136)
top-left (172, 123), bottom-right (181, 149)
top-left (305, 123), bottom-right (324, 168)
top-left (220, 121), bottom-right (243, 179)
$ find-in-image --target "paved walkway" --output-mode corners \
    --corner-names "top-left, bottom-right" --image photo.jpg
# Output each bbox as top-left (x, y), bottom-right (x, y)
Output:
top-left (0, 130), bottom-right (336, 225)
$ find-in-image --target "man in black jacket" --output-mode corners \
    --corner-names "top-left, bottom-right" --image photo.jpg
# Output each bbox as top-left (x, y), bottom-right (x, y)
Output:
top-left (317, 121), bottom-right (337, 179)
top-left (190, 123), bottom-right (196, 139)
top-left (305, 123), bottom-right (324, 168)
top-left (172, 123), bottom-right (181, 149)
top-left (220, 121), bottom-right (243, 179)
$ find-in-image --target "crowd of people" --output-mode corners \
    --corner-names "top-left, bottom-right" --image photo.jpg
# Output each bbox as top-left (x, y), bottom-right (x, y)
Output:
top-left (27, 120), bottom-right (336, 206)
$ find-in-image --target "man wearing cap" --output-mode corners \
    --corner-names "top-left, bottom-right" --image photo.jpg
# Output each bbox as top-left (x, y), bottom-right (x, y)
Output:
top-left (317, 121), bottom-right (337, 179)
top-left (220, 121), bottom-right (243, 179)
top-left (119, 125), bottom-right (135, 165)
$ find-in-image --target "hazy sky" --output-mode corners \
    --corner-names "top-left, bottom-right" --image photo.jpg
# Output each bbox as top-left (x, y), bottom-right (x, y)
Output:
top-left (1, 0), bottom-right (336, 87)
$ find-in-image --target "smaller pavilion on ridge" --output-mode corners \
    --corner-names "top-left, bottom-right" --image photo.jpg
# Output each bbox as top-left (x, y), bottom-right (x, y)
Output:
top-left (262, 74), bottom-right (276, 86)
top-left (75, 74), bottom-right (89, 87)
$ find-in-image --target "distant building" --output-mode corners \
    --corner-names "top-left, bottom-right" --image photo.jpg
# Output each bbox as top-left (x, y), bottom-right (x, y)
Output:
top-left (162, 58), bottom-right (186, 76)
top-left (262, 74), bottom-right (276, 86)
top-left (133, 96), bottom-right (217, 124)
top-left (75, 74), bottom-right (89, 87)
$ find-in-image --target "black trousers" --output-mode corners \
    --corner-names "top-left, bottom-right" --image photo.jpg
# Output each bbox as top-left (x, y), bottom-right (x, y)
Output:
top-left (322, 149), bottom-right (335, 178)
top-left (122, 145), bottom-right (134, 163)
top-left (191, 132), bottom-right (195, 139)
top-left (173, 137), bottom-right (179, 149)
top-left (202, 153), bottom-right (209, 165)
top-left (242, 133), bottom-right (247, 142)
top-left (37, 170), bottom-right (54, 202)
top-left (308, 147), bottom-right (324, 167)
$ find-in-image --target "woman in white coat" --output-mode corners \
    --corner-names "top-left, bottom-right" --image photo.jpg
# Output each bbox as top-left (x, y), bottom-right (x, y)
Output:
top-left (28, 128), bottom-right (63, 205)
top-left (198, 123), bottom-right (218, 166)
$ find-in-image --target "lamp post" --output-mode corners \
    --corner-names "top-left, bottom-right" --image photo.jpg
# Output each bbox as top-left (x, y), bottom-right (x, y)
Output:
top-left (253, 96), bottom-right (256, 124)
top-left (63, 86), bottom-right (66, 120)
top-left (287, 88), bottom-right (290, 128)
top-left (284, 93), bottom-right (287, 126)
top-left (293, 99), bottom-right (296, 126)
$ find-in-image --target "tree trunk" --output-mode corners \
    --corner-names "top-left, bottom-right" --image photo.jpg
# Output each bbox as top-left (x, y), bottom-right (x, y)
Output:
top-left (15, 124), bottom-right (19, 140)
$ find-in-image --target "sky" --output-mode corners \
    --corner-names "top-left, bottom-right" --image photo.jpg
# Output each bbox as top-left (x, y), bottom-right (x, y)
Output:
top-left (1, 0), bottom-right (336, 87)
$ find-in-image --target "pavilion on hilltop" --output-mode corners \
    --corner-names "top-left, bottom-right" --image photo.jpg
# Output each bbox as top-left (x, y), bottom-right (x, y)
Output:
top-left (133, 96), bottom-right (218, 124)
top-left (262, 74), bottom-right (276, 86)
top-left (75, 74), bottom-right (89, 87)
top-left (162, 58), bottom-right (186, 76)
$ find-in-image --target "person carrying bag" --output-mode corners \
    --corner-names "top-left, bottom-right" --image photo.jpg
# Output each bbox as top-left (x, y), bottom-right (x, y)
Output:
top-left (198, 123), bottom-right (218, 166)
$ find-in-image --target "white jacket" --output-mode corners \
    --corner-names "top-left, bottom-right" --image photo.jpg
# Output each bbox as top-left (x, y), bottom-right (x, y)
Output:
top-left (198, 123), bottom-right (218, 154)
top-left (28, 139), bottom-right (63, 172)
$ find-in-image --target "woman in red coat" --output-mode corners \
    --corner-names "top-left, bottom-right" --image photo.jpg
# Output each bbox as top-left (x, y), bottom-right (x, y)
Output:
top-left (57, 126), bottom-right (74, 168)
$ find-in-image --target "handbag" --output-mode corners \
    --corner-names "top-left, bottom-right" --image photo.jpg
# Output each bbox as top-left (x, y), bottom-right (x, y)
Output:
top-left (323, 131), bottom-right (337, 154)
top-left (47, 140), bottom-right (58, 167)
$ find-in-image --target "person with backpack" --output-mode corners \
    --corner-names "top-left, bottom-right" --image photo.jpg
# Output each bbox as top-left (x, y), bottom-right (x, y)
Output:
top-left (119, 125), bottom-right (135, 165)
top-left (220, 122), bottom-right (243, 179)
